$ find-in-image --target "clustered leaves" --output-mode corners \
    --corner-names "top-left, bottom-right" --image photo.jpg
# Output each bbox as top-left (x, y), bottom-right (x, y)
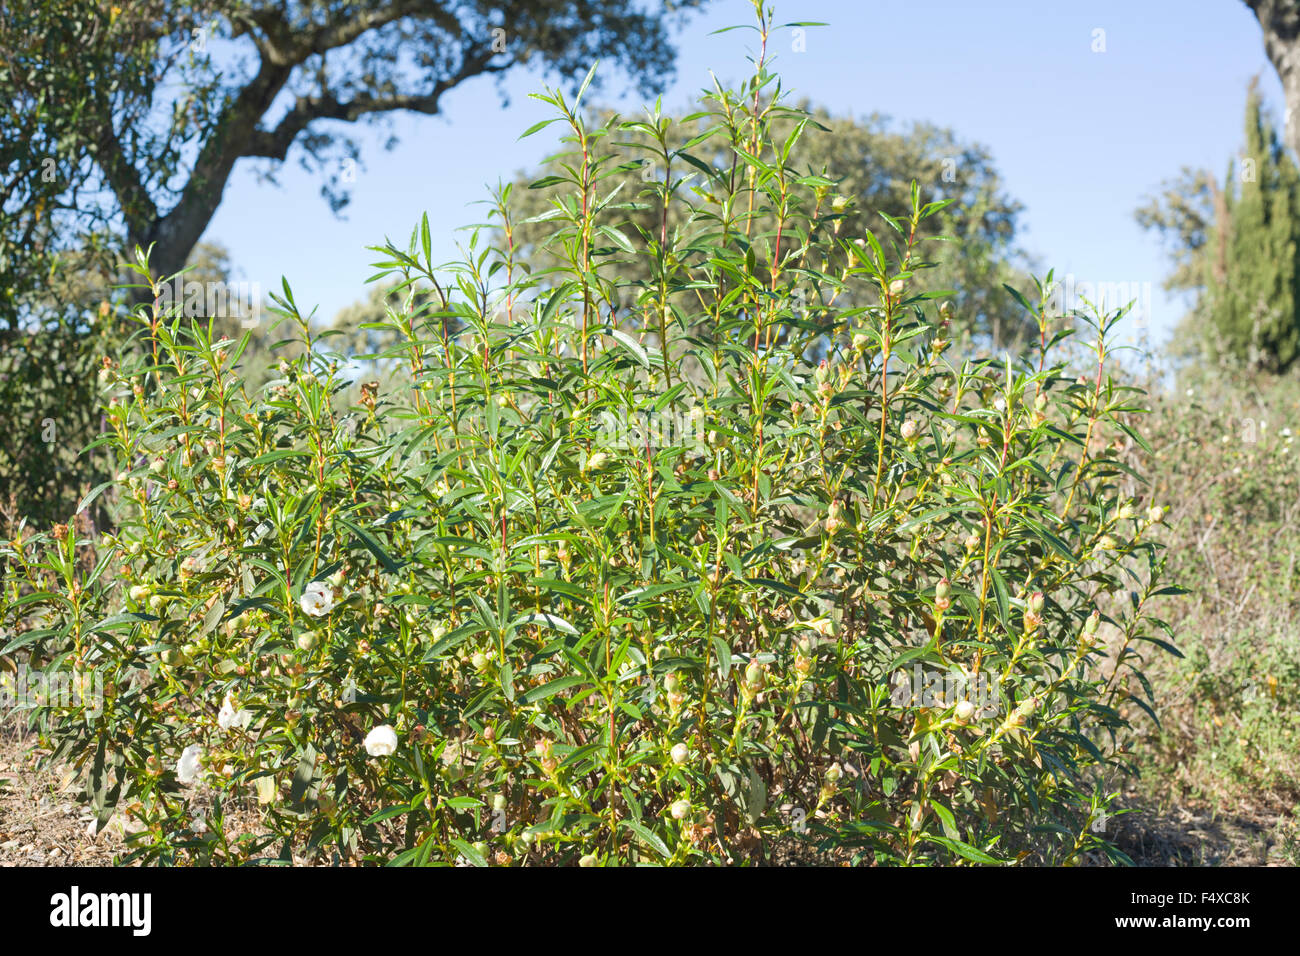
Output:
top-left (0, 9), bottom-right (1174, 866)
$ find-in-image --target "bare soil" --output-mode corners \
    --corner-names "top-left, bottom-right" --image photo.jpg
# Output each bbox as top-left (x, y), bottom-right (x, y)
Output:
top-left (0, 722), bottom-right (122, 866)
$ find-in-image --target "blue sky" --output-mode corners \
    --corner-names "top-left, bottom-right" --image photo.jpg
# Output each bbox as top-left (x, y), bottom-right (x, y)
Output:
top-left (203, 0), bottom-right (1281, 349)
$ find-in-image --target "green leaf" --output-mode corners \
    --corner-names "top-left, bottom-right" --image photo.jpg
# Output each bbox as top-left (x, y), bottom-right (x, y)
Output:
top-left (519, 675), bottom-right (587, 704)
top-left (608, 329), bottom-right (650, 368)
top-left (76, 481), bottom-right (113, 515)
top-left (451, 838), bottom-right (488, 867)
top-left (621, 819), bottom-right (670, 860)
top-left (339, 518), bottom-right (401, 573)
top-left (514, 611), bottom-right (579, 636)
top-left (925, 835), bottom-right (1005, 865)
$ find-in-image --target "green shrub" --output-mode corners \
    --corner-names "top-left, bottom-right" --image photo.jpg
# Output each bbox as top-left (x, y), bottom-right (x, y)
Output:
top-left (1133, 366), bottom-right (1300, 818)
top-left (0, 14), bottom-right (1174, 865)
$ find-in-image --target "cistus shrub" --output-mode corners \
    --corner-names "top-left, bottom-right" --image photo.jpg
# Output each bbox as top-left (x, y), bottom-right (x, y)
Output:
top-left (0, 12), bottom-right (1176, 866)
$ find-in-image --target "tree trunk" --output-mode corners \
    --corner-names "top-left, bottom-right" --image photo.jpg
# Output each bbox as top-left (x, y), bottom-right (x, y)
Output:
top-left (1246, 0), bottom-right (1300, 157)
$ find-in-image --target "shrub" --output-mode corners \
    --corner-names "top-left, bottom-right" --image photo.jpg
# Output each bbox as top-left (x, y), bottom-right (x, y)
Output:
top-left (1132, 366), bottom-right (1300, 821)
top-left (1, 12), bottom-right (1174, 865)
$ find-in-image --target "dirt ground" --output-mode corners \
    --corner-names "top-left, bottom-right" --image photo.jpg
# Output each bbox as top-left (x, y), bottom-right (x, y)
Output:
top-left (2, 719), bottom-right (1293, 867)
top-left (0, 722), bottom-right (122, 866)
top-left (1097, 795), bottom-right (1297, 866)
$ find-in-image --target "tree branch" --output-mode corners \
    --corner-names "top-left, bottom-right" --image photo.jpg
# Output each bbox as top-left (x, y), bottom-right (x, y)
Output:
top-left (245, 51), bottom-right (509, 161)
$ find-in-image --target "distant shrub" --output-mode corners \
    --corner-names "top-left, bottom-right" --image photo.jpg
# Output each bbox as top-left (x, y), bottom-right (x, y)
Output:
top-left (1134, 367), bottom-right (1300, 817)
top-left (0, 12), bottom-right (1173, 865)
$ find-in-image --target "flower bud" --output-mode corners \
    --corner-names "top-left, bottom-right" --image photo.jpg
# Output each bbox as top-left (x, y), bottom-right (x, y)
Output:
top-left (900, 419), bottom-right (918, 441)
top-left (935, 577), bottom-right (952, 613)
top-left (670, 742), bottom-right (689, 765)
top-left (954, 699), bottom-right (976, 724)
top-left (670, 799), bottom-right (690, 820)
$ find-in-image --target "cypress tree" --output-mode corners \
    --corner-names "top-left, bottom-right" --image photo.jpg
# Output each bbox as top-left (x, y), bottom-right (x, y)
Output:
top-left (1203, 80), bottom-right (1300, 371)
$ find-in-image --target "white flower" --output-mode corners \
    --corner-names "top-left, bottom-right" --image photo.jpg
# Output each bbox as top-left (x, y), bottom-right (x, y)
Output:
top-left (300, 581), bottom-right (335, 617)
top-left (364, 725), bottom-right (398, 758)
top-left (217, 693), bottom-right (251, 731)
top-left (177, 744), bottom-right (203, 784)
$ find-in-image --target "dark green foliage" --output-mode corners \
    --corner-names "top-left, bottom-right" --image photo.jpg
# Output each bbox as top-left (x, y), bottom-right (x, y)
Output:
top-left (1140, 80), bottom-right (1300, 371)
